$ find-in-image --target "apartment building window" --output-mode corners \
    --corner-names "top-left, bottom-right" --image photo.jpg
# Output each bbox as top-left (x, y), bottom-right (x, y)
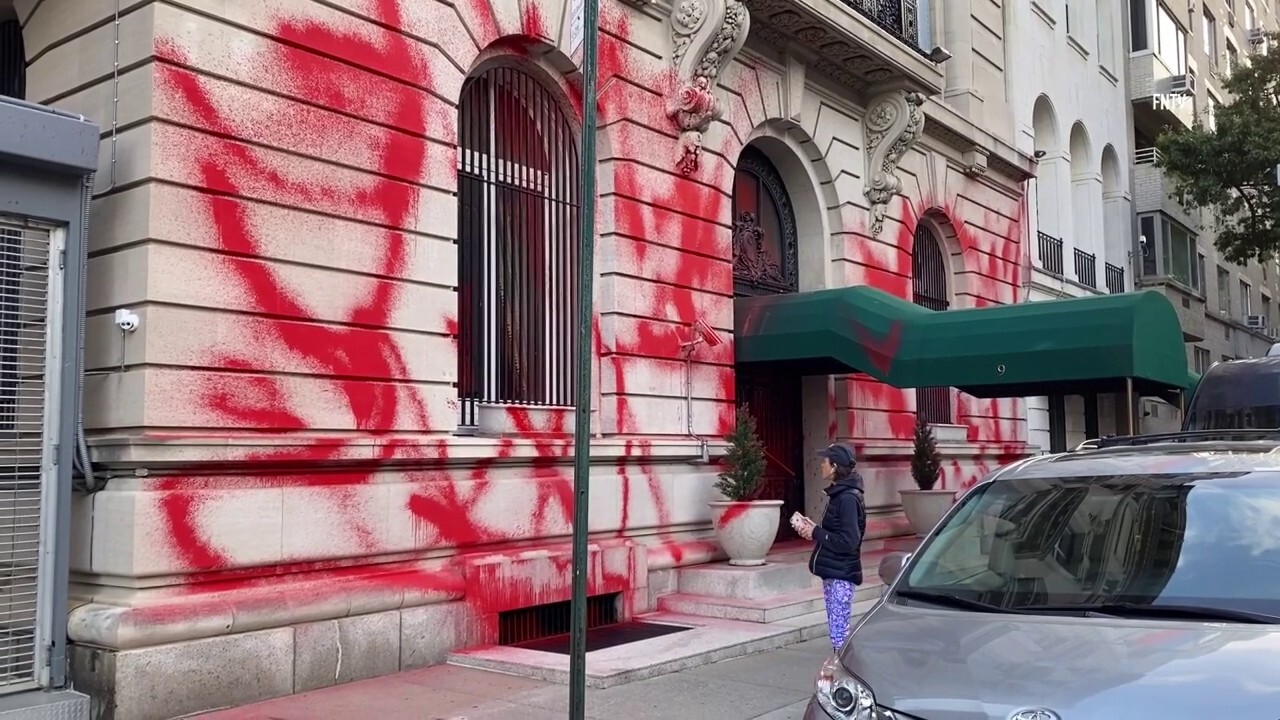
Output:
top-left (1140, 213), bottom-right (1200, 290)
top-left (0, 17), bottom-right (24, 100)
top-left (1227, 41), bottom-right (1239, 74)
top-left (1198, 253), bottom-right (1207, 290)
top-left (1203, 7), bottom-right (1219, 58)
top-left (1131, 0), bottom-right (1150, 50)
top-left (1246, 0), bottom-right (1257, 29)
top-left (1263, 292), bottom-right (1272, 326)
top-left (1207, 93), bottom-right (1222, 129)
top-left (1156, 4), bottom-right (1189, 74)
top-left (1218, 265), bottom-right (1232, 314)
top-left (1194, 346), bottom-right (1212, 373)
top-left (1241, 279), bottom-right (1252, 316)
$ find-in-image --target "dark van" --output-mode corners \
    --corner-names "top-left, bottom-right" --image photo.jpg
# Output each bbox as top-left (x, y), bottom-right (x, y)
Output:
top-left (1183, 354), bottom-right (1280, 430)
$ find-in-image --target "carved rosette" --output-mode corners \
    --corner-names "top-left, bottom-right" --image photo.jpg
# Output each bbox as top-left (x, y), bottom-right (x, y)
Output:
top-left (668, 0), bottom-right (751, 174)
top-left (863, 90), bottom-right (926, 237)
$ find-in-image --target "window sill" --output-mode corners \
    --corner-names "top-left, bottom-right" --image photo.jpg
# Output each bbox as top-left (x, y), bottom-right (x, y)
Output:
top-left (1137, 274), bottom-right (1206, 301)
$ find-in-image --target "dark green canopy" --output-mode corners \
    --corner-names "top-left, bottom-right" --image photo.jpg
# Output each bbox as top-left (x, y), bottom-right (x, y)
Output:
top-left (735, 287), bottom-right (1191, 398)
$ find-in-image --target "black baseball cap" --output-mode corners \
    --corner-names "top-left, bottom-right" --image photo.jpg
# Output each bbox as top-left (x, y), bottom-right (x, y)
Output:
top-left (816, 443), bottom-right (856, 468)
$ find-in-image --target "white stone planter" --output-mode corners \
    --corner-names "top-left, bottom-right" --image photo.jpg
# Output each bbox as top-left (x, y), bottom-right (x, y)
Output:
top-left (900, 489), bottom-right (956, 537)
top-left (708, 500), bottom-right (783, 566)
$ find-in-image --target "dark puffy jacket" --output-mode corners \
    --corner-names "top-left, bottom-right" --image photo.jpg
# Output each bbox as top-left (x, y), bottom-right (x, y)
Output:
top-left (809, 472), bottom-right (867, 584)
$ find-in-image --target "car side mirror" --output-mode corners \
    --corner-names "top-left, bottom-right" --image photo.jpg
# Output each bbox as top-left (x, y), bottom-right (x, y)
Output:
top-left (878, 551), bottom-right (912, 586)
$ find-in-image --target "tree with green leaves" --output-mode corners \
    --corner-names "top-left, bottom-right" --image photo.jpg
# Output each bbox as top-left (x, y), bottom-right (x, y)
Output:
top-left (910, 417), bottom-right (942, 491)
top-left (1155, 32), bottom-right (1280, 264)
top-left (716, 405), bottom-right (767, 501)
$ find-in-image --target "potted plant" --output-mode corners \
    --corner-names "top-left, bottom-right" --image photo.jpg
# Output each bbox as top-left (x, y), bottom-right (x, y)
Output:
top-left (899, 417), bottom-right (956, 537)
top-left (708, 406), bottom-right (783, 566)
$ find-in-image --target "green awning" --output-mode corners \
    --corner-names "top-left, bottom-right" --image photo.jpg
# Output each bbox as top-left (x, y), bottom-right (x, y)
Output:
top-left (735, 287), bottom-right (1191, 398)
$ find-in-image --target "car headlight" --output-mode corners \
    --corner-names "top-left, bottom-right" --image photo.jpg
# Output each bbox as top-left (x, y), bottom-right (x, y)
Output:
top-left (815, 654), bottom-right (896, 720)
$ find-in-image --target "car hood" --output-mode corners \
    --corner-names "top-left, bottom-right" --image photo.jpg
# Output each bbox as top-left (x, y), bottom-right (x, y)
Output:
top-left (845, 601), bottom-right (1280, 719)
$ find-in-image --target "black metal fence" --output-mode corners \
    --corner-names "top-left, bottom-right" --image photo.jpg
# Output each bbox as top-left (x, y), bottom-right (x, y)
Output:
top-left (1037, 231), bottom-right (1064, 276)
top-left (1073, 248), bottom-right (1097, 289)
top-left (836, 0), bottom-right (926, 54)
top-left (1105, 262), bottom-right (1126, 294)
top-left (456, 65), bottom-right (580, 427)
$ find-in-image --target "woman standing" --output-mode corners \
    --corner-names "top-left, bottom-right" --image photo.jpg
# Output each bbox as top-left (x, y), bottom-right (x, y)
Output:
top-left (797, 442), bottom-right (867, 654)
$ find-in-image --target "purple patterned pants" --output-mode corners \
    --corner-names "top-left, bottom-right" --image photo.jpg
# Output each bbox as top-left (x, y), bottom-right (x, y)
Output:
top-left (822, 578), bottom-right (856, 653)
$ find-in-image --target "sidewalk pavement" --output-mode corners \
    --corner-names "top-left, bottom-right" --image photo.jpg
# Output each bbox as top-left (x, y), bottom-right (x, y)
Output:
top-left (196, 636), bottom-right (831, 720)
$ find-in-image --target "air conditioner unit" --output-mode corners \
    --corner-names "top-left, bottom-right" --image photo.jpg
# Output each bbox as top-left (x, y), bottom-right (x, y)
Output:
top-left (1168, 73), bottom-right (1197, 95)
top-left (1245, 314), bottom-right (1267, 328)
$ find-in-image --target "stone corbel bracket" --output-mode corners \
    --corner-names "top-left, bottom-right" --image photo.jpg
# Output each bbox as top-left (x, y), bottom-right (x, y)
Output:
top-left (962, 146), bottom-right (989, 179)
top-left (863, 90), bottom-right (926, 237)
top-left (668, 0), bottom-right (751, 174)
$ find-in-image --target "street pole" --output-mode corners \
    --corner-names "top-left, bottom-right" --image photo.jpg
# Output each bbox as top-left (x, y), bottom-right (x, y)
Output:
top-left (569, 0), bottom-right (600, 716)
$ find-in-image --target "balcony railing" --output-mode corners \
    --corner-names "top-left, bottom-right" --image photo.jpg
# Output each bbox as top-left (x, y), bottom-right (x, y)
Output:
top-left (1105, 262), bottom-right (1126, 294)
top-left (1134, 147), bottom-right (1164, 165)
top-left (838, 0), bottom-right (924, 53)
top-left (1037, 231), bottom-right (1064, 276)
top-left (1074, 248), bottom-right (1098, 289)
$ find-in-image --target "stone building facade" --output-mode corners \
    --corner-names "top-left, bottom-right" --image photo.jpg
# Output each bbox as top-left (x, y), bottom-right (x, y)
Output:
top-left (7, 0), bottom-right (1034, 714)
top-left (1009, 0), bottom-right (1139, 451)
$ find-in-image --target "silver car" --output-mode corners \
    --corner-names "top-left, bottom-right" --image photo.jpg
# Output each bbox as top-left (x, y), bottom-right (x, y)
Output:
top-left (804, 431), bottom-right (1280, 719)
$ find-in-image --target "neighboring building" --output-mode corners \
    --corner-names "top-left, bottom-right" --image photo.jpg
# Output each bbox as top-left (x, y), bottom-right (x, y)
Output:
top-left (1010, 0), bottom-right (1138, 452)
top-left (1128, 0), bottom-right (1280, 431)
top-left (3, 0), bottom-right (1136, 716)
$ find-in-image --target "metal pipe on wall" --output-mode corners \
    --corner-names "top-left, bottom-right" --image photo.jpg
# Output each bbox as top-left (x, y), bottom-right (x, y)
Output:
top-left (74, 173), bottom-right (99, 491)
top-left (1125, 377), bottom-right (1135, 435)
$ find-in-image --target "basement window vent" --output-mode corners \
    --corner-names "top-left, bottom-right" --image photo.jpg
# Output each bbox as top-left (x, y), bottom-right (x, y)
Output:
top-left (498, 593), bottom-right (620, 646)
top-left (499, 593), bottom-right (693, 655)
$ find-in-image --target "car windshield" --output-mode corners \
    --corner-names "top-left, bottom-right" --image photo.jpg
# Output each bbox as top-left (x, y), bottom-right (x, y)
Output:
top-left (898, 472), bottom-right (1280, 616)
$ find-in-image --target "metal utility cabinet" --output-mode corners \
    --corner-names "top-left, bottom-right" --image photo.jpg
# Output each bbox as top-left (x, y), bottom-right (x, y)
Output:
top-left (0, 95), bottom-right (95, 718)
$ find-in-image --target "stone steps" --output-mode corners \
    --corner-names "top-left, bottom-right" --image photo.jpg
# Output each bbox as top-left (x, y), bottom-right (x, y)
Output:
top-left (657, 577), bottom-right (887, 624)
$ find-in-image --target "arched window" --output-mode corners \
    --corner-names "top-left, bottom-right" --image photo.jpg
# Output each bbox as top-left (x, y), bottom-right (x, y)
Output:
top-left (732, 147), bottom-right (798, 297)
top-left (456, 65), bottom-right (580, 427)
top-left (912, 225), bottom-right (952, 424)
top-left (0, 10), bottom-right (24, 100)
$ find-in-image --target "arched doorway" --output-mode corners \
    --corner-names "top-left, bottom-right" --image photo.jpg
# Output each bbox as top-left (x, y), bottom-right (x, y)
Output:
top-left (912, 225), bottom-right (952, 424)
top-left (732, 145), bottom-right (803, 539)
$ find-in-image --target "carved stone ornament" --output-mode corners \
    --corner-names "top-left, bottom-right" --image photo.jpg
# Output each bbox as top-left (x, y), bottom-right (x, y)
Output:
top-left (669, 0), bottom-right (751, 174)
top-left (863, 90), bottom-right (926, 237)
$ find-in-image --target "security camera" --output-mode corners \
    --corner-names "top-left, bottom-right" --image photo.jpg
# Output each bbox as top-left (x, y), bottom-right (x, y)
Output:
top-left (114, 308), bottom-right (139, 333)
top-left (694, 318), bottom-right (723, 348)
top-left (928, 46), bottom-right (952, 63)
top-left (1033, 150), bottom-right (1047, 159)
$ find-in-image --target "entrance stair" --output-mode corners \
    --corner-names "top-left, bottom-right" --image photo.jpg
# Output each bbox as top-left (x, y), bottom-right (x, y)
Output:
top-left (446, 538), bottom-right (915, 689)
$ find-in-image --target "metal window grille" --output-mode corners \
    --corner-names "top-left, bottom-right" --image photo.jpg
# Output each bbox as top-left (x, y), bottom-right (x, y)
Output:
top-left (912, 226), bottom-right (952, 425)
top-left (0, 216), bottom-right (52, 691)
top-left (456, 65), bottom-right (580, 428)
